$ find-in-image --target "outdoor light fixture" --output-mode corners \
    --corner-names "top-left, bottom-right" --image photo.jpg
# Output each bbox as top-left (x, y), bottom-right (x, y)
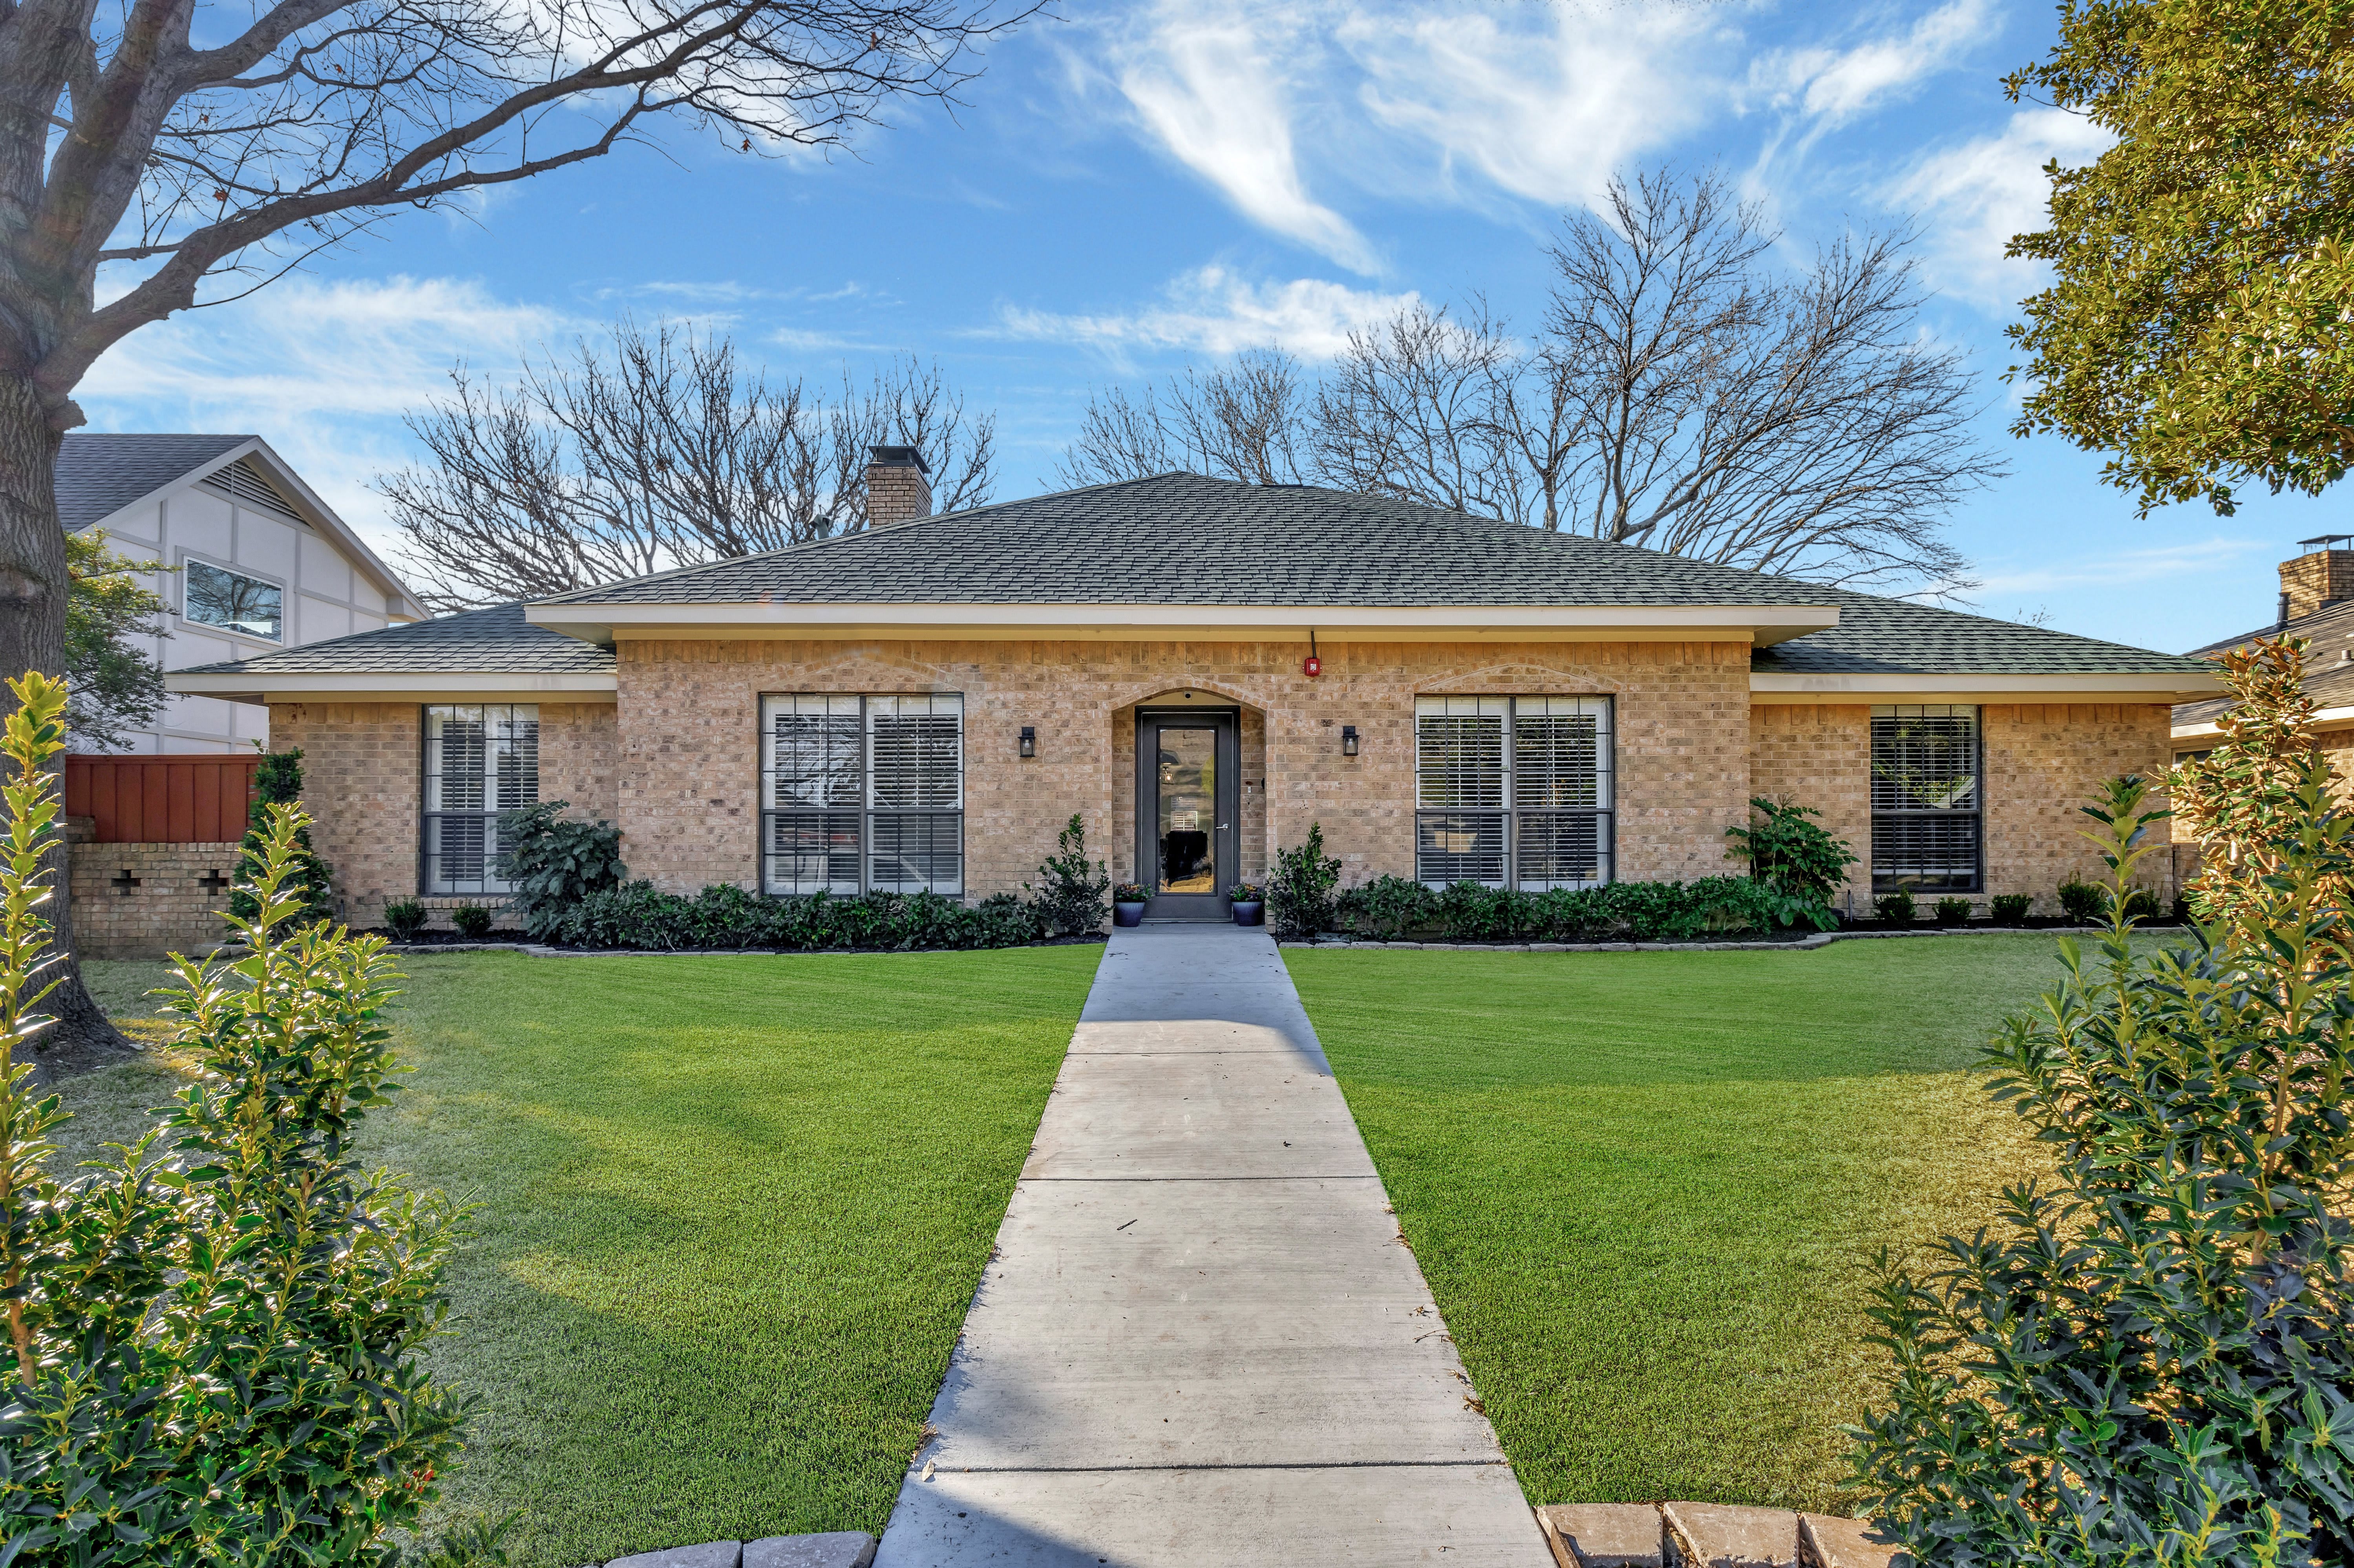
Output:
top-left (1019, 726), bottom-right (1036, 759)
top-left (1341, 725), bottom-right (1359, 757)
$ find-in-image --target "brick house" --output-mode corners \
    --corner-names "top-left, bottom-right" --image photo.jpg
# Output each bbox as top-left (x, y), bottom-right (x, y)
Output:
top-left (2174, 537), bottom-right (2354, 776)
top-left (166, 451), bottom-right (2220, 927)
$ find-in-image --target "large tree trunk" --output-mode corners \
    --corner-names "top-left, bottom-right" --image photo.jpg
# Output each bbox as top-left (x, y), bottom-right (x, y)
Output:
top-left (0, 376), bottom-right (132, 1079)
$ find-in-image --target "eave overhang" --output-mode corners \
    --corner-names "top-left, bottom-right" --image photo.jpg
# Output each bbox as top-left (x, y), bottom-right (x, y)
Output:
top-left (1753, 671), bottom-right (2224, 704)
top-left (524, 600), bottom-right (1846, 647)
top-left (2174, 702), bottom-right (2354, 742)
top-left (163, 669), bottom-right (617, 705)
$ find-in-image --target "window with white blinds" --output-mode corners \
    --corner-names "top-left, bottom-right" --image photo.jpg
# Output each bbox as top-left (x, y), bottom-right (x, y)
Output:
top-left (422, 704), bottom-right (539, 894)
top-left (1870, 704), bottom-right (1981, 892)
top-left (1413, 695), bottom-right (1613, 889)
top-left (761, 693), bottom-right (964, 895)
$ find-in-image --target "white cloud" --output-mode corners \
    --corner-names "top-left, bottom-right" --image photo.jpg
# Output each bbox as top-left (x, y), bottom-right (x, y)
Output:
top-left (1973, 535), bottom-right (2267, 598)
top-left (1885, 106), bottom-right (2115, 309)
top-left (78, 274), bottom-right (577, 548)
top-left (992, 265), bottom-right (1418, 359)
top-left (1753, 0), bottom-right (1993, 132)
top-left (1105, 4), bottom-right (1379, 274)
top-left (1340, 2), bottom-right (1730, 212)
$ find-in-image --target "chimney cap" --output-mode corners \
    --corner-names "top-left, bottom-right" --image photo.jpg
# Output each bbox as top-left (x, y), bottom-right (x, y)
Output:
top-left (869, 444), bottom-right (928, 473)
top-left (2299, 533), bottom-right (2354, 552)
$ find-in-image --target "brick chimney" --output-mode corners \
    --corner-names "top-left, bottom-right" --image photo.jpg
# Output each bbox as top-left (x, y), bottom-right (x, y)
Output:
top-left (2280, 534), bottom-right (2354, 624)
top-left (865, 445), bottom-right (932, 530)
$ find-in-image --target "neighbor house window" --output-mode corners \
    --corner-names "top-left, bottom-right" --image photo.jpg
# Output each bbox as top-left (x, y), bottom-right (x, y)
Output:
top-left (762, 693), bottom-right (963, 896)
top-left (183, 559), bottom-right (282, 640)
top-left (422, 704), bottom-right (539, 895)
top-left (1413, 695), bottom-right (1613, 889)
top-left (1871, 704), bottom-right (1981, 892)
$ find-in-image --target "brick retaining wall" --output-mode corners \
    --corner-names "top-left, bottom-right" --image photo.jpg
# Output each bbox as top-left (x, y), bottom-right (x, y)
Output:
top-left (69, 841), bottom-right (243, 960)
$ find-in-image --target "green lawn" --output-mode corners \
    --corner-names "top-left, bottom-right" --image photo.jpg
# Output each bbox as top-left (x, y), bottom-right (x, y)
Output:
top-left (64, 948), bottom-right (1102, 1567)
top-left (1287, 934), bottom-right (2111, 1515)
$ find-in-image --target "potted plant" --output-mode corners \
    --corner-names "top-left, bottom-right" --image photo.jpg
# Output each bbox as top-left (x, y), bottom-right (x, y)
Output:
top-left (1113, 883), bottom-right (1148, 927)
top-left (1228, 882), bottom-right (1265, 926)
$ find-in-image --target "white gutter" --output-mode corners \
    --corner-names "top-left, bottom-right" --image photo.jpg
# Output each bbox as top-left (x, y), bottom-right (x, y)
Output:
top-left (2174, 702), bottom-right (2354, 742)
top-left (164, 669), bottom-right (616, 704)
top-left (1753, 671), bottom-right (2223, 702)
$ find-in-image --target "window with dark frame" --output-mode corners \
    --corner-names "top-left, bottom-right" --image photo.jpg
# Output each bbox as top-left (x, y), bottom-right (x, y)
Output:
top-left (422, 704), bottom-right (539, 894)
top-left (762, 693), bottom-right (964, 896)
top-left (1870, 704), bottom-right (1981, 892)
top-left (183, 559), bottom-right (283, 640)
top-left (1413, 695), bottom-right (1613, 889)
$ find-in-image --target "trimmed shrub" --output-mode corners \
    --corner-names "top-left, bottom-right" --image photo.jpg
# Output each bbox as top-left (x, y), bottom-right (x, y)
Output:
top-left (1874, 889), bottom-right (1916, 924)
top-left (1990, 892), bottom-right (2032, 925)
top-left (544, 882), bottom-right (1045, 952)
top-left (1330, 874), bottom-right (1806, 944)
top-left (1933, 897), bottom-right (1972, 927)
top-left (1337, 874), bottom-right (1438, 939)
top-left (2056, 878), bottom-right (2105, 923)
top-left (1852, 760), bottom-right (2354, 1564)
top-left (2119, 885), bottom-right (2162, 924)
top-left (228, 745), bottom-right (333, 924)
top-left (495, 800), bottom-right (627, 938)
top-left (383, 897), bottom-right (429, 939)
top-left (1267, 822), bottom-right (1342, 941)
top-left (1028, 813), bottom-right (1110, 937)
top-left (451, 903), bottom-right (494, 938)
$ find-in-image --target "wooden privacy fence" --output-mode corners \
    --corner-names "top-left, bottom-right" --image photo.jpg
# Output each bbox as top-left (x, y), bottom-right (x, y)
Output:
top-left (65, 754), bottom-right (259, 844)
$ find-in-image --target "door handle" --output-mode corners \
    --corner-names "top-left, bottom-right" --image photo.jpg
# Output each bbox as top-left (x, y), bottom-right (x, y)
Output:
top-left (1218, 823), bottom-right (1230, 830)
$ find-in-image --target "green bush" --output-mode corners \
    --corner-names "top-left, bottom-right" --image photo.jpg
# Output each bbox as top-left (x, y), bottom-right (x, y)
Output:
top-left (494, 800), bottom-right (627, 938)
top-left (1933, 897), bottom-right (1972, 926)
top-left (1852, 765), bottom-right (2354, 1564)
top-left (1725, 796), bottom-right (1855, 926)
top-left (1874, 889), bottom-right (1917, 924)
top-left (1027, 813), bottom-right (1110, 937)
top-left (451, 903), bottom-right (494, 938)
top-left (228, 745), bottom-right (333, 924)
top-left (1267, 822), bottom-right (1342, 941)
top-left (1324, 874), bottom-right (1811, 944)
top-left (545, 882), bottom-right (1045, 952)
top-left (2119, 885), bottom-right (2162, 923)
top-left (383, 897), bottom-right (429, 939)
top-left (2055, 878), bottom-right (2105, 923)
top-left (1336, 874), bottom-right (1438, 939)
top-left (1990, 893), bottom-right (2033, 925)
top-left (0, 672), bottom-right (470, 1566)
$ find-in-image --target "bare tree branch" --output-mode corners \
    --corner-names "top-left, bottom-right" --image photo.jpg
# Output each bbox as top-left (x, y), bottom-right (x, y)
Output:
top-left (378, 319), bottom-right (996, 609)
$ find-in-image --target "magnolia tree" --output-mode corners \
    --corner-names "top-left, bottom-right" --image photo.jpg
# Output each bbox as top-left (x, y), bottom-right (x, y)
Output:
top-left (0, 0), bottom-right (1031, 1049)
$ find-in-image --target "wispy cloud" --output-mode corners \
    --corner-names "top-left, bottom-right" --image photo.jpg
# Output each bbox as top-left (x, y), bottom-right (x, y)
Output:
top-left (1973, 535), bottom-right (2268, 598)
top-left (991, 265), bottom-right (1418, 359)
top-left (1884, 106), bottom-right (2114, 310)
top-left (1752, 0), bottom-right (1993, 133)
top-left (1102, 3), bottom-right (1379, 273)
top-left (79, 274), bottom-right (577, 546)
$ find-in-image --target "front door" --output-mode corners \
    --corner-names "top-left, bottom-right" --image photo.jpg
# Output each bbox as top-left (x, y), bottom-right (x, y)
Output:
top-left (1137, 709), bottom-right (1239, 920)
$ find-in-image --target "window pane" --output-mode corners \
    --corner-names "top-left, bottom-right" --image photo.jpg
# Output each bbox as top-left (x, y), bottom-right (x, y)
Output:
top-left (422, 703), bottom-right (539, 895)
top-left (870, 811), bottom-right (963, 895)
top-left (1516, 811), bottom-right (1610, 890)
top-left (768, 695), bottom-right (862, 808)
top-left (1872, 706), bottom-right (1979, 812)
top-left (1415, 697), bottom-right (1506, 808)
top-left (185, 559), bottom-right (282, 640)
top-left (1416, 810), bottom-right (1507, 887)
top-left (869, 694), bottom-right (963, 809)
top-left (426, 707), bottom-right (486, 812)
top-left (1872, 813), bottom-right (1980, 892)
top-left (768, 811), bottom-right (862, 895)
top-left (1515, 698), bottom-right (1611, 810)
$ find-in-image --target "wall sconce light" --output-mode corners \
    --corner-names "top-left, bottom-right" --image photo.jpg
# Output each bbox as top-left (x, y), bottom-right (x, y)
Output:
top-left (1341, 725), bottom-right (1359, 757)
top-left (1019, 725), bottom-right (1037, 759)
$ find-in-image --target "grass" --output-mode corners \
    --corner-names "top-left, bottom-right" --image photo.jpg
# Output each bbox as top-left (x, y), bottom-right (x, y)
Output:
top-left (1286, 933), bottom-right (2128, 1515)
top-left (64, 947), bottom-right (1102, 1567)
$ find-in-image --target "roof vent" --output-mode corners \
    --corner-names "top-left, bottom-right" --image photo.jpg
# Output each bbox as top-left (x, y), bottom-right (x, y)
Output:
top-left (200, 457), bottom-right (300, 521)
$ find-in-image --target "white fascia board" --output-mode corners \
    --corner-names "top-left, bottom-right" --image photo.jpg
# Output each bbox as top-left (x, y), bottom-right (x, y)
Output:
top-left (526, 600), bottom-right (1844, 645)
top-left (164, 669), bottom-right (616, 704)
top-left (1751, 671), bottom-right (2224, 702)
top-left (2173, 702), bottom-right (2354, 742)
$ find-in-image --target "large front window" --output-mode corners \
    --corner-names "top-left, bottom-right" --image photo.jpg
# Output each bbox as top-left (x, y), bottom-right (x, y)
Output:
top-left (1871, 704), bottom-right (1981, 892)
top-left (1414, 695), bottom-right (1613, 889)
top-left (422, 704), bottom-right (539, 894)
top-left (762, 693), bottom-right (964, 895)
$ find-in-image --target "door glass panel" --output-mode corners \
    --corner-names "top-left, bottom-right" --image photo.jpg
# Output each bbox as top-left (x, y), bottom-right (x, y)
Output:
top-left (1156, 727), bottom-right (1217, 894)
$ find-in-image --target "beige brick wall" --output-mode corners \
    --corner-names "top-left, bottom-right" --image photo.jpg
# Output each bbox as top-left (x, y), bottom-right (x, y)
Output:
top-left (612, 636), bottom-right (1756, 898)
top-left (69, 841), bottom-right (244, 959)
top-left (1747, 705), bottom-right (1873, 906)
top-left (1750, 701), bottom-right (2176, 916)
top-left (270, 699), bottom-right (620, 927)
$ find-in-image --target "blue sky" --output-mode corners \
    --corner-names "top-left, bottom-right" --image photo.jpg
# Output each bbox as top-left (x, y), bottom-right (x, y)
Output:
top-left (79, 0), bottom-right (2342, 654)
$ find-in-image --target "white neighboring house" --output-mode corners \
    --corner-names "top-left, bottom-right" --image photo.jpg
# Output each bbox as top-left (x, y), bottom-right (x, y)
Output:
top-left (59, 434), bottom-right (427, 753)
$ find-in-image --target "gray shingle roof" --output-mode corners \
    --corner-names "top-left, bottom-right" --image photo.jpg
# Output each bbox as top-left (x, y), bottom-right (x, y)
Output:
top-left (2171, 599), bottom-right (2354, 727)
top-left (540, 473), bottom-right (1846, 607)
top-left (1754, 592), bottom-right (2217, 677)
top-left (172, 601), bottom-right (613, 676)
top-left (57, 433), bottom-right (249, 532)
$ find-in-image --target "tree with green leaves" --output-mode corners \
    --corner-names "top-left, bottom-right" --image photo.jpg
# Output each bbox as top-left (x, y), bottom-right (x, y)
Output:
top-left (2005, 0), bottom-right (2354, 514)
top-left (229, 748), bottom-right (333, 925)
top-left (62, 531), bottom-right (166, 752)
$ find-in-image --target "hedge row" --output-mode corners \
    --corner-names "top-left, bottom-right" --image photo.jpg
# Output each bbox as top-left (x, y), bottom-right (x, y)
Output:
top-left (543, 881), bottom-right (1051, 951)
top-left (1331, 874), bottom-right (1823, 944)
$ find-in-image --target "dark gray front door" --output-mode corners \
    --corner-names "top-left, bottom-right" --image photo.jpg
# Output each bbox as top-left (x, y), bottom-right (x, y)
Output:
top-left (1137, 709), bottom-right (1239, 920)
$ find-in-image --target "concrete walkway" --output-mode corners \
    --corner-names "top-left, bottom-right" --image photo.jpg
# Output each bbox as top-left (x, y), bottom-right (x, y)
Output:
top-left (873, 924), bottom-right (1550, 1567)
